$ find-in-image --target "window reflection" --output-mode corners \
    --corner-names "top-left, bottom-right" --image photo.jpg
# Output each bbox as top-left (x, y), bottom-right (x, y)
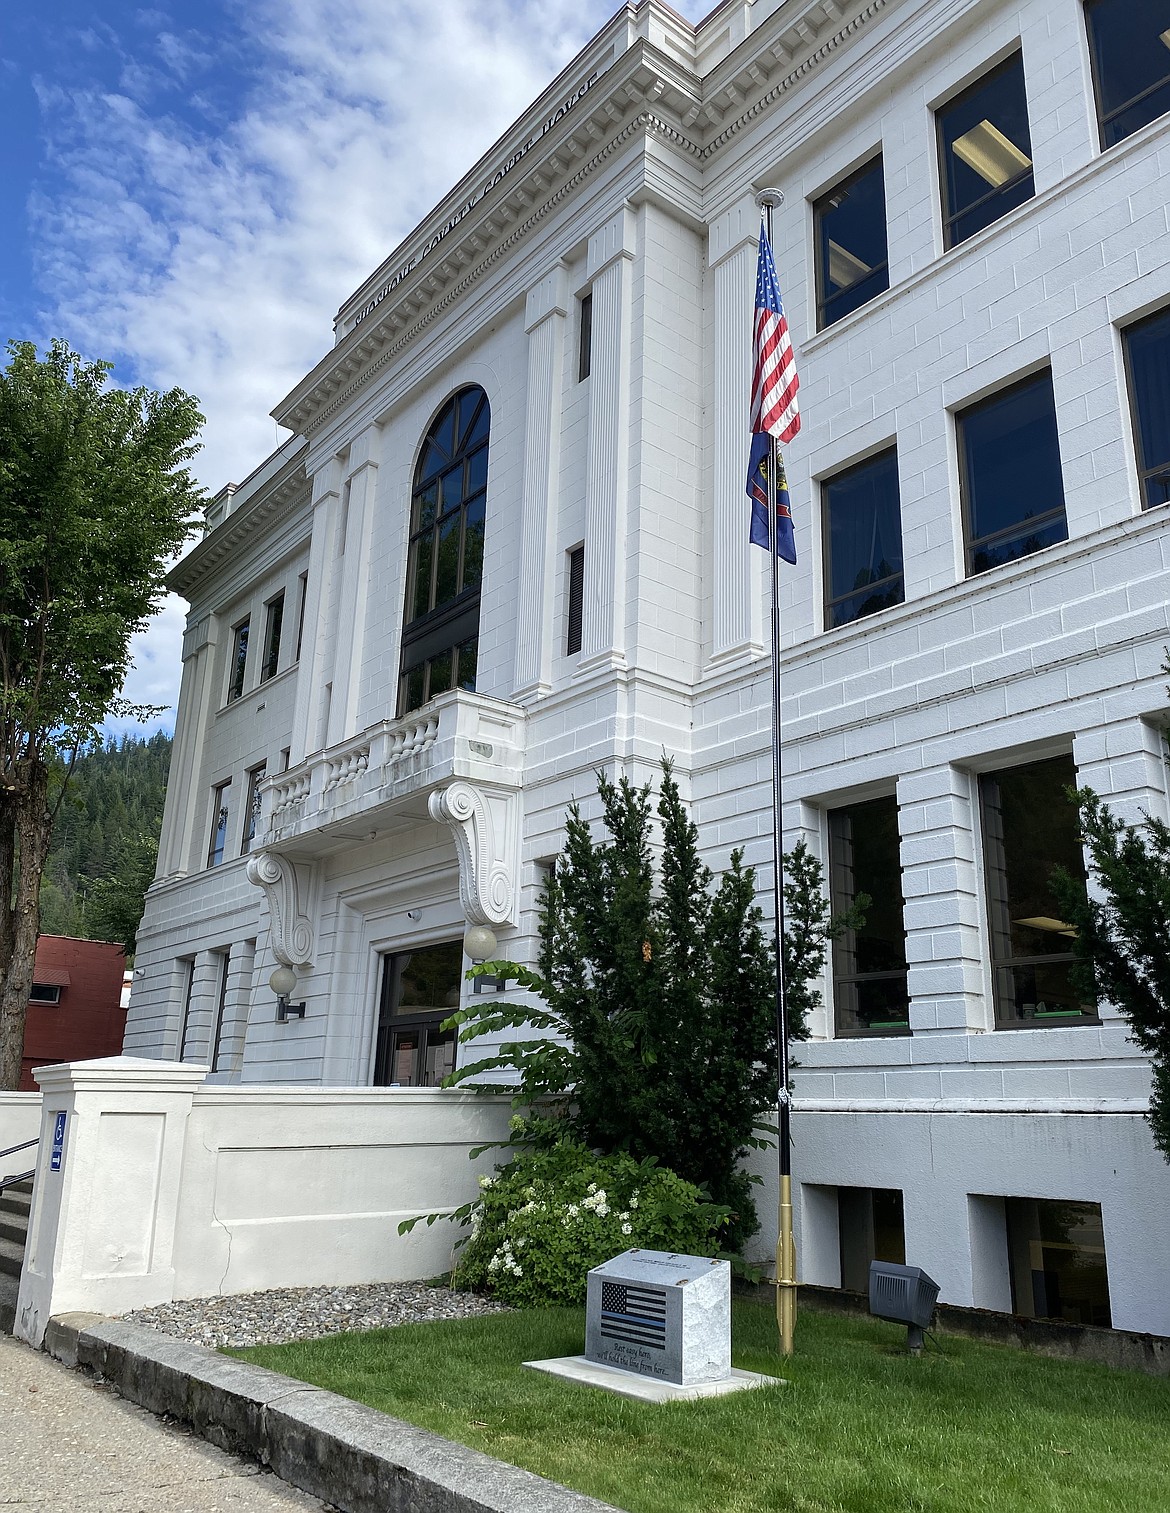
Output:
top-left (979, 755), bottom-right (1095, 1028)
top-left (822, 448), bottom-right (905, 628)
top-left (373, 940), bottom-right (462, 1087)
top-left (938, 55), bottom-right (1034, 247)
top-left (1123, 305), bottom-right (1170, 509)
top-left (829, 796), bottom-right (910, 1037)
top-left (958, 372), bottom-right (1067, 575)
top-left (815, 157), bottom-right (890, 329)
top-left (1085, 0), bottom-right (1170, 148)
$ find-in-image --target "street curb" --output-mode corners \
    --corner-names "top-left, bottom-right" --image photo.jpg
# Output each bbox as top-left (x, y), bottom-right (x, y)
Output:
top-left (43, 1314), bottom-right (625, 1513)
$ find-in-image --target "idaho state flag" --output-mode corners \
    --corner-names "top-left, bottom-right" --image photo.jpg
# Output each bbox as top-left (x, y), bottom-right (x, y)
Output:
top-left (746, 432), bottom-right (796, 564)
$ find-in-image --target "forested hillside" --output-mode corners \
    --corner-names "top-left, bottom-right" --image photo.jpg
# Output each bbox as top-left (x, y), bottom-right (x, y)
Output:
top-left (39, 732), bottom-right (172, 953)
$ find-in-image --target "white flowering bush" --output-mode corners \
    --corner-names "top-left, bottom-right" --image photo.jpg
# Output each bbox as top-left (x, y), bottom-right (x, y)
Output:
top-left (454, 1140), bottom-right (728, 1307)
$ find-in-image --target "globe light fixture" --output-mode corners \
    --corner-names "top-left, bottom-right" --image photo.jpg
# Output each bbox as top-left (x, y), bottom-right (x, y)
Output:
top-left (270, 963), bottom-right (305, 1021)
top-left (463, 923), bottom-right (505, 996)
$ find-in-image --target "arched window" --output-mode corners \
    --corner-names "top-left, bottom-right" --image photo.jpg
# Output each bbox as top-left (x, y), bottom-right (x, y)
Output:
top-left (399, 386), bottom-right (489, 715)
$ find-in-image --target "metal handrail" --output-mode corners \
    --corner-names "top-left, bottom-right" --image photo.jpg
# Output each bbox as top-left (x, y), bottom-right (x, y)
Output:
top-left (0, 1138), bottom-right (37, 1162)
top-left (0, 1168), bottom-right (33, 1195)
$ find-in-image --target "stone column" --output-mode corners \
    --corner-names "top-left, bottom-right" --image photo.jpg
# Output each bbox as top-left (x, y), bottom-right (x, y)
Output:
top-left (180, 951), bottom-right (224, 1064)
top-left (579, 205), bottom-right (636, 672)
top-left (896, 764), bottom-right (990, 1033)
top-left (155, 615), bottom-right (219, 878)
top-left (512, 264), bottom-right (570, 698)
top-left (1073, 719), bottom-right (1169, 1023)
top-left (708, 193), bottom-right (765, 666)
top-left (327, 428), bottom-right (380, 745)
top-left (289, 456), bottom-right (343, 764)
top-left (212, 938), bottom-right (256, 1080)
top-left (15, 1057), bottom-right (208, 1348)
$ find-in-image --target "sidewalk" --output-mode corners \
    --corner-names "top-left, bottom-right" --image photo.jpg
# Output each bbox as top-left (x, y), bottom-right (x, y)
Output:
top-left (0, 1333), bottom-right (333, 1513)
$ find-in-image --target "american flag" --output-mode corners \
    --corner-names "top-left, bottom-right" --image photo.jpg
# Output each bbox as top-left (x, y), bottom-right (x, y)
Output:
top-left (750, 224), bottom-right (800, 443)
top-left (600, 1281), bottom-right (667, 1350)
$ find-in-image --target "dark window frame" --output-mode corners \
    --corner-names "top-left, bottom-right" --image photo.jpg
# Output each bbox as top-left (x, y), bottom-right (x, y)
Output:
top-left (399, 386), bottom-right (489, 716)
top-left (566, 543), bottom-right (585, 656)
top-left (936, 52), bottom-right (1035, 250)
top-left (820, 446), bottom-right (906, 630)
top-left (957, 369), bottom-right (1068, 577)
top-left (240, 762), bottom-right (267, 855)
top-left (813, 155), bottom-right (891, 331)
top-left (372, 941), bottom-right (461, 1087)
top-left (207, 780), bottom-right (232, 868)
top-left (979, 754), bottom-right (1097, 1029)
top-left (177, 958), bottom-right (196, 1062)
top-left (578, 291), bottom-right (593, 382)
top-left (828, 795), bottom-right (911, 1038)
top-left (294, 571), bottom-right (309, 662)
top-left (210, 950), bottom-right (231, 1074)
top-left (1122, 305), bottom-right (1170, 510)
top-left (28, 983), bottom-right (62, 1004)
top-left (227, 617), bottom-right (250, 703)
top-left (1084, 0), bottom-right (1170, 150)
top-left (261, 593), bottom-right (284, 683)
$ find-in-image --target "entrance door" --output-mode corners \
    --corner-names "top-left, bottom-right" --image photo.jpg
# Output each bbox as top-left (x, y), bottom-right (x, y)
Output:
top-left (372, 939), bottom-right (461, 1086)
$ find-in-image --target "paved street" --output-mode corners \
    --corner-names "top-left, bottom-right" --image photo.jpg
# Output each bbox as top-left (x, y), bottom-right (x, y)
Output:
top-left (0, 1334), bottom-right (333, 1512)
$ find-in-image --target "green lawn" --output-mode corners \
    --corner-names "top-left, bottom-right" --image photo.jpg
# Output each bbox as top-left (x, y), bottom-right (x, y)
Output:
top-left (231, 1302), bottom-right (1170, 1513)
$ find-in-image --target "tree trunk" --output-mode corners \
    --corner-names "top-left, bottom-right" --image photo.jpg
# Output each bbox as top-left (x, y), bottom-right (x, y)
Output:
top-left (0, 761), bottom-right (52, 1090)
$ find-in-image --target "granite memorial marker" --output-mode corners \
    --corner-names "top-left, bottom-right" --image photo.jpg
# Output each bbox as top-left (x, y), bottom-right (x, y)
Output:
top-left (585, 1248), bottom-right (730, 1385)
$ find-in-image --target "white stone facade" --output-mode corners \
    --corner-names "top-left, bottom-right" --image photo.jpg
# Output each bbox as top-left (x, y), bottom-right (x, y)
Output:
top-left (127, 0), bottom-right (1170, 1332)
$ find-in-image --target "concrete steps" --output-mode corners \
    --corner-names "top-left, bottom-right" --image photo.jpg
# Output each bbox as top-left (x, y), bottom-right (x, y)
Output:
top-left (0, 1180), bottom-right (32, 1333)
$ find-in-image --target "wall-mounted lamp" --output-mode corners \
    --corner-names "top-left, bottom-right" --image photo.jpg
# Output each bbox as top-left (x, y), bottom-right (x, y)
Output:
top-left (270, 964), bottom-right (306, 1021)
top-left (464, 924), bottom-right (506, 995)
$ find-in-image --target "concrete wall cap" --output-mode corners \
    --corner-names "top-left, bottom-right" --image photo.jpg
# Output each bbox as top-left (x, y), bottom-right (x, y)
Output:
top-left (33, 1056), bottom-right (210, 1094)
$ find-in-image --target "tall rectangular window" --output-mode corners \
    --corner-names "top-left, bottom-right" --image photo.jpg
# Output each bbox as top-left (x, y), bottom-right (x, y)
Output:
top-left (294, 571), bottom-right (308, 661)
top-left (829, 796), bottom-right (910, 1037)
top-left (938, 54), bottom-right (1034, 248)
top-left (177, 958), bottom-right (196, 1061)
top-left (979, 754), bottom-right (1095, 1028)
top-left (227, 618), bottom-right (249, 702)
top-left (261, 593), bottom-right (284, 682)
top-left (241, 763), bottom-right (266, 854)
top-left (814, 156), bottom-right (889, 329)
top-left (372, 940), bottom-right (460, 1086)
top-left (207, 780), bottom-right (231, 868)
top-left (958, 371), bottom-right (1067, 575)
top-left (210, 950), bottom-right (231, 1074)
top-left (578, 291), bottom-right (593, 382)
top-left (1085, 0), bottom-right (1170, 149)
top-left (566, 543), bottom-right (585, 655)
top-left (1123, 305), bottom-right (1170, 510)
top-left (822, 448), bottom-right (904, 629)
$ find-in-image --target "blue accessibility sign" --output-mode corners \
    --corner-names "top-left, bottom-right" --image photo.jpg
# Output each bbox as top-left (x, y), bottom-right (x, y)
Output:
top-left (50, 1111), bottom-right (67, 1172)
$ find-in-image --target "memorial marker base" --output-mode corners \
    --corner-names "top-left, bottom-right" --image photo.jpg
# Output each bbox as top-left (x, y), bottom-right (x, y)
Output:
top-left (522, 1355), bottom-right (785, 1403)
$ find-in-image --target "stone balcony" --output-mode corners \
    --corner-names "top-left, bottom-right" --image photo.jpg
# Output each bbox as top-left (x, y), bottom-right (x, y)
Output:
top-left (246, 692), bottom-right (526, 964)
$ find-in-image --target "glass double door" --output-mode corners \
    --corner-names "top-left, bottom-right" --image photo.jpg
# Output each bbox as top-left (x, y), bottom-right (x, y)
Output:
top-left (372, 939), bottom-right (460, 1087)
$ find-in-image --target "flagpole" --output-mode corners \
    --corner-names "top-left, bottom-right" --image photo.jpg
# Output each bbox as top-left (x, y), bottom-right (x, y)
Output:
top-left (756, 186), bottom-right (797, 1358)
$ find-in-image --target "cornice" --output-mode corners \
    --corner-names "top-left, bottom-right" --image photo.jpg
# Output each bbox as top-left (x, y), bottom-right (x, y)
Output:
top-left (169, 463), bottom-right (311, 600)
top-left (271, 0), bottom-right (889, 436)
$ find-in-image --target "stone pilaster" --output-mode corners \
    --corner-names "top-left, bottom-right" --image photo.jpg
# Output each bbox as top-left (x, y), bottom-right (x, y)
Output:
top-left (289, 456), bottom-right (342, 764)
top-left (708, 194), bottom-right (765, 665)
top-left (896, 764), bottom-right (990, 1034)
top-left (327, 428), bottom-right (380, 744)
top-left (155, 615), bottom-right (219, 878)
top-left (512, 264), bottom-right (570, 698)
top-left (579, 205), bottom-right (636, 671)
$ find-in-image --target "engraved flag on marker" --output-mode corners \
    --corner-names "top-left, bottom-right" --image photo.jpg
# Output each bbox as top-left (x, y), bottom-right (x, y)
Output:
top-left (600, 1281), bottom-right (668, 1350)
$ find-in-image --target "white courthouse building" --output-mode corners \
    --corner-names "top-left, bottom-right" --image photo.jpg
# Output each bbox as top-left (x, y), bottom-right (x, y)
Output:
top-left (126, 0), bottom-right (1170, 1335)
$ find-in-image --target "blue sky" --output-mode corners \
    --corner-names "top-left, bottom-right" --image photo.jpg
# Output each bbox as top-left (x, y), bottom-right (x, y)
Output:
top-left (2, 0), bottom-right (708, 739)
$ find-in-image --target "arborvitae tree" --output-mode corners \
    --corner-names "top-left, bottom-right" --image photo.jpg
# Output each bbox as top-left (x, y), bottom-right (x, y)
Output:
top-left (1052, 788), bottom-right (1170, 1159)
top-left (448, 759), bottom-right (863, 1248)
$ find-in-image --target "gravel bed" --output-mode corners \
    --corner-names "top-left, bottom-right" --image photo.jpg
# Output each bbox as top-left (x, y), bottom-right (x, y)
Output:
top-left (121, 1282), bottom-right (509, 1349)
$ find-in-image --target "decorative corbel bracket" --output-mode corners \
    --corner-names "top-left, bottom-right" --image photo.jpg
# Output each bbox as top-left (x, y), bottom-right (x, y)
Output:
top-left (428, 781), bottom-right (520, 927)
top-left (246, 851), bottom-right (320, 966)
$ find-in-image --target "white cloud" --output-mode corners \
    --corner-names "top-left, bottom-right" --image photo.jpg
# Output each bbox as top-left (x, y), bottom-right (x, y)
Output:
top-left (29, 0), bottom-right (710, 732)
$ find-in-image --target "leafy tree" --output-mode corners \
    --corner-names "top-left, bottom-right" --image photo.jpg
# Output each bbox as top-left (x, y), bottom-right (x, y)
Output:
top-left (0, 340), bottom-right (202, 1088)
top-left (447, 760), bottom-right (864, 1248)
top-left (1052, 788), bottom-right (1170, 1158)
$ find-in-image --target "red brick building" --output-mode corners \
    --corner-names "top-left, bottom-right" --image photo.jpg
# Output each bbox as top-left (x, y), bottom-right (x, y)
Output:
top-left (20, 937), bottom-right (128, 1091)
